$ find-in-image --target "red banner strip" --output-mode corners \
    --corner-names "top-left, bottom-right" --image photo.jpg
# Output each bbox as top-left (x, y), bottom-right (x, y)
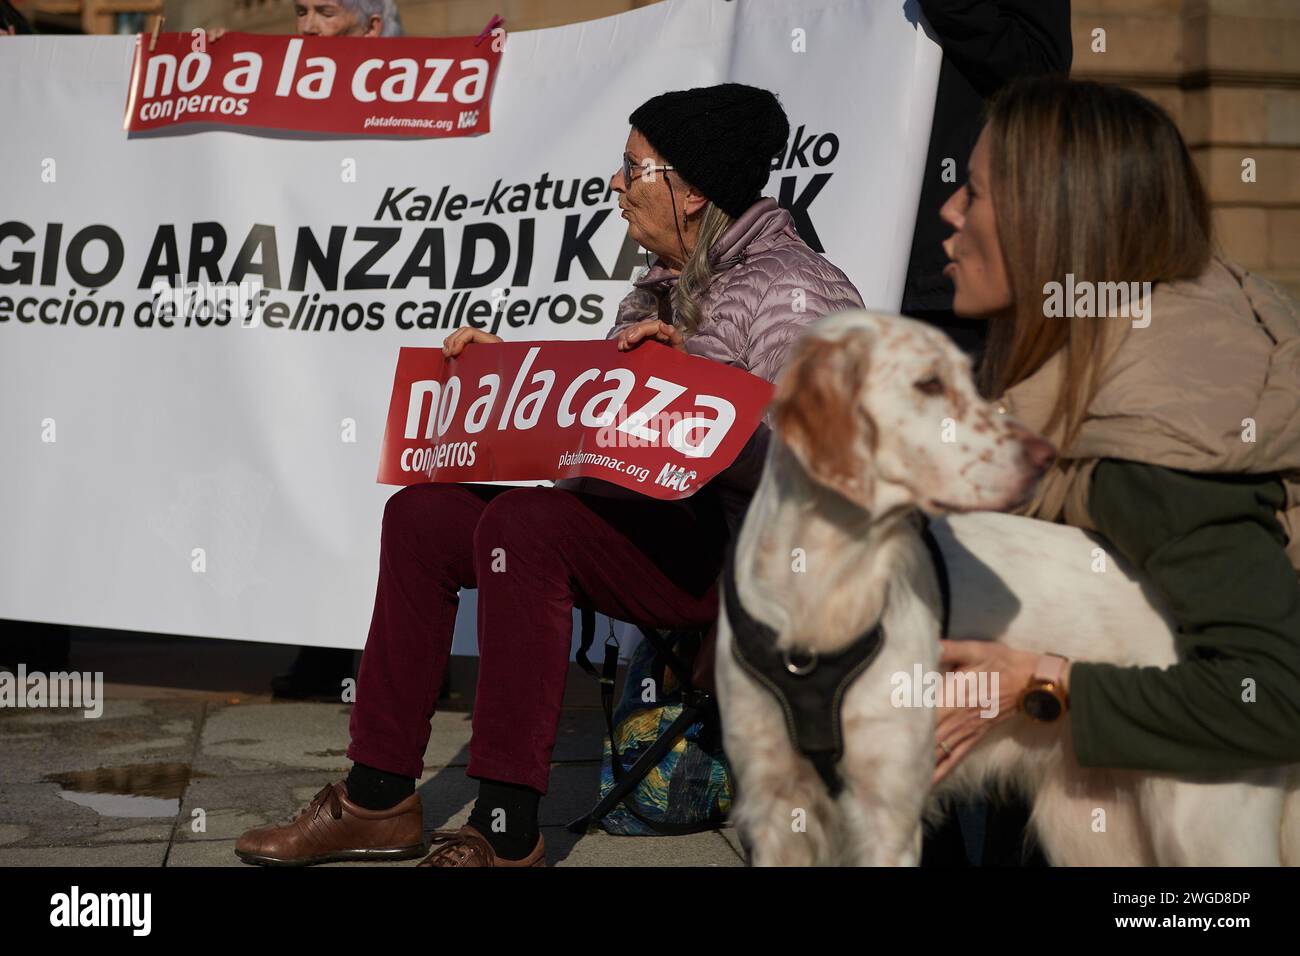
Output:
top-left (377, 340), bottom-right (775, 499)
top-left (124, 32), bottom-right (502, 137)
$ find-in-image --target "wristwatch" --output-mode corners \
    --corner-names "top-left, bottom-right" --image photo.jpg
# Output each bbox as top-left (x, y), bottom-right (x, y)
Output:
top-left (1018, 653), bottom-right (1070, 723)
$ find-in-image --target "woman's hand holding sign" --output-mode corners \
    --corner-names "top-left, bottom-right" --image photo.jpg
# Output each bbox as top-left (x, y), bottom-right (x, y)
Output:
top-left (617, 319), bottom-right (687, 354)
top-left (442, 328), bottom-right (503, 358)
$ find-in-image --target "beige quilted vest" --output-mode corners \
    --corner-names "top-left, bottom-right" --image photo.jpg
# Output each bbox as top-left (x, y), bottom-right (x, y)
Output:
top-left (1000, 258), bottom-right (1300, 575)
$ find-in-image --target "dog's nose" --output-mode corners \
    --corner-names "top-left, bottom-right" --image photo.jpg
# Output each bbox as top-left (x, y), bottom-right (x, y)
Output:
top-left (1025, 435), bottom-right (1057, 473)
top-left (1006, 420), bottom-right (1057, 474)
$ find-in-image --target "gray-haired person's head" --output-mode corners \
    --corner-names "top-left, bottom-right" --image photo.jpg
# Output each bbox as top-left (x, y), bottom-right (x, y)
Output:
top-left (618, 84), bottom-right (789, 335)
top-left (339, 0), bottom-right (404, 36)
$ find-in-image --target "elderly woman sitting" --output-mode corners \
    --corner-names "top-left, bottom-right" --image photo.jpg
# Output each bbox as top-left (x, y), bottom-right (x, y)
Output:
top-left (236, 83), bottom-right (864, 868)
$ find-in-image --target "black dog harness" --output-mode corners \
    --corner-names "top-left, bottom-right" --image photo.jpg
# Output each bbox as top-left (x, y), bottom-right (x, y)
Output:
top-left (722, 514), bottom-right (951, 796)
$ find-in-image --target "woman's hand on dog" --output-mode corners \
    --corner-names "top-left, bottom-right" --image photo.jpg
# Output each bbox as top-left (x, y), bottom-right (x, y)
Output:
top-left (616, 319), bottom-right (687, 353)
top-left (441, 327), bottom-right (503, 357)
top-left (931, 640), bottom-right (1061, 785)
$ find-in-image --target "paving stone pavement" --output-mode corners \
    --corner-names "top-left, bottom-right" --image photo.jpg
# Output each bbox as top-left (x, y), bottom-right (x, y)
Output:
top-left (0, 640), bottom-right (743, 868)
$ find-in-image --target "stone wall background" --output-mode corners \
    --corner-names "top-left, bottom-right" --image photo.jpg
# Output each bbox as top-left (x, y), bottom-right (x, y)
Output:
top-left (1070, 0), bottom-right (1299, 297)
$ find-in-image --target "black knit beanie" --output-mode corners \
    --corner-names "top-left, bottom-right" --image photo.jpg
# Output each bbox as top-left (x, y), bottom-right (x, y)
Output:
top-left (628, 83), bottom-right (790, 219)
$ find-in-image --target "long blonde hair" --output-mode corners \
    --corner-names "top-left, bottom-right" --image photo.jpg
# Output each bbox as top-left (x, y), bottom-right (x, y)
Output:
top-left (980, 78), bottom-right (1213, 446)
top-left (635, 201), bottom-right (734, 336)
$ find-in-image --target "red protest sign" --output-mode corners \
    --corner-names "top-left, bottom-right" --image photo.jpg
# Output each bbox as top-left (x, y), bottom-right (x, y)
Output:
top-left (124, 33), bottom-right (502, 137)
top-left (377, 341), bottom-right (775, 499)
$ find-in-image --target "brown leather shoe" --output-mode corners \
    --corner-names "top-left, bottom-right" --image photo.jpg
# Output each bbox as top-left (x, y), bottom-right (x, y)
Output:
top-left (417, 826), bottom-right (545, 867)
top-left (235, 782), bottom-right (424, 866)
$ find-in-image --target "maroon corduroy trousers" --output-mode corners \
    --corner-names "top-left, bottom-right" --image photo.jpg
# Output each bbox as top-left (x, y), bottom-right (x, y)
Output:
top-left (346, 482), bottom-right (729, 793)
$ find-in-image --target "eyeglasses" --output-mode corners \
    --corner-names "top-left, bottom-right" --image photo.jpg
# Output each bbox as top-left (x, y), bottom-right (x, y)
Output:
top-left (622, 152), bottom-right (674, 189)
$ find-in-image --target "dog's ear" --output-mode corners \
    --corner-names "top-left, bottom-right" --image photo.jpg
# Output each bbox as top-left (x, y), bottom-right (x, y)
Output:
top-left (771, 332), bottom-right (877, 508)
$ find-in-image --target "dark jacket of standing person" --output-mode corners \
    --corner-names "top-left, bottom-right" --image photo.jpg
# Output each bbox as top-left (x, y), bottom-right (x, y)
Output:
top-left (902, 0), bottom-right (1073, 349)
top-left (0, 0), bottom-right (33, 33)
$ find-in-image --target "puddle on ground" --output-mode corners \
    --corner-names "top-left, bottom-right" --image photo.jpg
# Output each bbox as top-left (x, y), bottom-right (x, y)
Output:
top-left (57, 791), bottom-right (180, 818)
top-left (44, 762), bottom-right (204, 819)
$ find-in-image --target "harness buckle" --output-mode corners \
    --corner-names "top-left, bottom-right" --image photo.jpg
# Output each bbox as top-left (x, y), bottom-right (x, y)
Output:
top-left (782, 648), bottom-right (818, 676)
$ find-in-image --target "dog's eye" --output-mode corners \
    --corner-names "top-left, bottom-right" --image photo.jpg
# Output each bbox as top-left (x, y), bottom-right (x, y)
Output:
top-left (913, 375), bottom-right (944, 396)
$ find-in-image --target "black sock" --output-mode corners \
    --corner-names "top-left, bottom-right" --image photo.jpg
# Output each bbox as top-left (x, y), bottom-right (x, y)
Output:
top-left (345, 762), bottom-right (415, 811)
top-left (467, 779), bottom-right (541, 860)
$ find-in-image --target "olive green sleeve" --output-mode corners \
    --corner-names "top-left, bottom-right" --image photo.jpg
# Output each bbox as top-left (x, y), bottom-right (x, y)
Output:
top-left (1068, 459), bottom-right (1300, 772)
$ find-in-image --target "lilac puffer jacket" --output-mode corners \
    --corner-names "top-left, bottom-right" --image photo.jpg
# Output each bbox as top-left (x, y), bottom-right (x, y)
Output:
top-left (562, 197), bottom-right (864, 533)
top-left (607, 198), bottom-right (864, 386)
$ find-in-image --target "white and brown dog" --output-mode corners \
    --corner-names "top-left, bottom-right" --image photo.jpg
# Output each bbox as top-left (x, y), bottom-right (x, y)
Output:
top-left (714, 310), bottom-right (1300, 866)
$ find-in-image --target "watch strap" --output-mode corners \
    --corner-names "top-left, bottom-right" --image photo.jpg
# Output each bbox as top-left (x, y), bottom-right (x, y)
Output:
top-left (1035, 652), bottom-right (1068, 687)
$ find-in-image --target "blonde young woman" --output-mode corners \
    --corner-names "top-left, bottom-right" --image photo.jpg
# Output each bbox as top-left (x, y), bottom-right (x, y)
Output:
top-left (932, 78), bottom-right (1300, 805)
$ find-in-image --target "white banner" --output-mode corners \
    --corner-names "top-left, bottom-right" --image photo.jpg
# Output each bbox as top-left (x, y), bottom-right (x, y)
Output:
top-left (0, 0), bottom-right (940, 654)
